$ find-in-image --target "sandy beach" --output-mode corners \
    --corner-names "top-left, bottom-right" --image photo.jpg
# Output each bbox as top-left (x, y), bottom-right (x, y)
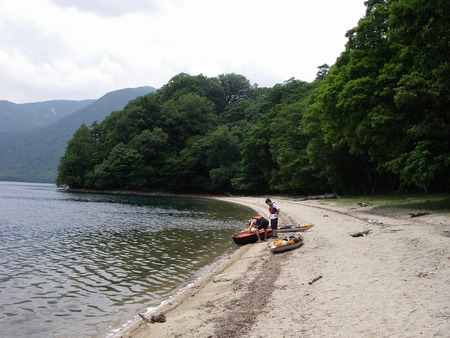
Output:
top-left (115, 196), bottom-right (450, 338)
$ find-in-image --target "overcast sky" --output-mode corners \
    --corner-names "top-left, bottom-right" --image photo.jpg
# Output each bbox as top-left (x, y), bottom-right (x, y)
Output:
top-left (0, 0), bottom-right (366, 103)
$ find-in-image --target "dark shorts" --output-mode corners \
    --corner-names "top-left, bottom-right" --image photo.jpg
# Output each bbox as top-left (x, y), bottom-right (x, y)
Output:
top-left (270, 218), bottom-right (278, 229)
top-left (257, 218), bottom-right (269, 229)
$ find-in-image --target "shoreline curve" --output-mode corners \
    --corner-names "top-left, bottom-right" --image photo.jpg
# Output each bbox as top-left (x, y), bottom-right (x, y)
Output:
top-left (113, 195), bottom-right (450, 338)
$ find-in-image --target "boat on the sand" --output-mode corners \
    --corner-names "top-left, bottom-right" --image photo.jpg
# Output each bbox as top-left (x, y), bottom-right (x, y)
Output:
top-left (277, 223), bottom-right (314, 233)
top-left (270, 234), bottom-right (304, 253)
top-left (232, 228), bottom-right (273, 245)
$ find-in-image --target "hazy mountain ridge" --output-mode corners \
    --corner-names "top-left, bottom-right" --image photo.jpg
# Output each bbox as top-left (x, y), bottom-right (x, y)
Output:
top-left (0, 99), bottom-right (95, 134)
top-left (0, 86), bottom-right (156, 183)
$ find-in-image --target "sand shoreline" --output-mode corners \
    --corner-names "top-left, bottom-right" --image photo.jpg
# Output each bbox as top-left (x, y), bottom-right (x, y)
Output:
top-left (115, 196), bottom-right (450, 338)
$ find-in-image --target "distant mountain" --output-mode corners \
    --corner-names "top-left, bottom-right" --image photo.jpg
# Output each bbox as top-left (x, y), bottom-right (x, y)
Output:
top-left (0, 86), bottom-right (156, 183)
top-left (0, 99), bottom-right (95, 134)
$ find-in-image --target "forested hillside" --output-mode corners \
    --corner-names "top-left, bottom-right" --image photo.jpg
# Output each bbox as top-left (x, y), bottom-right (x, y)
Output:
top-left (57, 0), bottom-right (449, 194)
top-left (0, 99), bottom-right (94, 133)
top-left (0, 86), bottom-right (155, 183)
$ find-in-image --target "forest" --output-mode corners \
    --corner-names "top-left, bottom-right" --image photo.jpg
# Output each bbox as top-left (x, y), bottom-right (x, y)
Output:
top-left (57, 0), bottom-right (449, 195)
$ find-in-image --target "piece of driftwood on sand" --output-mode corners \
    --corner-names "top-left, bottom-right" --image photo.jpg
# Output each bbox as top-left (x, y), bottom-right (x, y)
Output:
top-left (308, 275), bottom-right (323, 285)
top-left (299, 193), bottom-right (338, 200)
top-left (409, 211), bottom-right (431, 218)
top-left (350, 230), bottom-right (372, 237)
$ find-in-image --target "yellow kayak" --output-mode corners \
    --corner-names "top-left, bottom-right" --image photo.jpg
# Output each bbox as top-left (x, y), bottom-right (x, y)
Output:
top-left (270, 234), bottom-right (304, 253)
top-left (278, 223), bottom-right (314, 233)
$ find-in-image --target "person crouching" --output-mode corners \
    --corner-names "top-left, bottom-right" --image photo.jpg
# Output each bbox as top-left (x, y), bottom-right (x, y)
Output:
top-left (248, 215), bottom-right (269, 242)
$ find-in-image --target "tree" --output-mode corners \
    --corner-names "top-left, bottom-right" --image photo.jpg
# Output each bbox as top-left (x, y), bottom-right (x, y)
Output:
top-left (88, 143), bottom-right (146, 189)
top-left (315, 64), bottom-right (330, 80)
top-left (384, 0), bottom-right (450, 191)
top-left (206, 127), bottom-right (241, 191)
top-left (303, 0), bottom-right (397, 193)
top-left (56, 124), bottom-right (96, 188)
top-left (160, 93), bottom-right (217, 148)
top-left (157, 73), bottom-right (224, 113)
top-left (128, 128), bottom-right (170, 187)
top-left (217, 73), bottom-right (252, 104)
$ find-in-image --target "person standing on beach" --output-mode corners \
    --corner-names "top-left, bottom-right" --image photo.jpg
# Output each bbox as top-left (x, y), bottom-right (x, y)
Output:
top-left (265, 198), bottom-right (280, 238)
top-left (248, 215), bottom-right (270, 242)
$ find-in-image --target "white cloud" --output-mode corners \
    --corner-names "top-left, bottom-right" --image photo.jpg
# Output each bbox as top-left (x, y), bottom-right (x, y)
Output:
top-left (49, 0), bottom-right (162, 17)
top-left (0, 0), bottom-right (366, 103)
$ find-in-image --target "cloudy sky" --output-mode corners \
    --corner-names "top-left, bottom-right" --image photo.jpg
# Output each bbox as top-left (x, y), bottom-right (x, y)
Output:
top-left (0, 0), bottom-right (366, 103)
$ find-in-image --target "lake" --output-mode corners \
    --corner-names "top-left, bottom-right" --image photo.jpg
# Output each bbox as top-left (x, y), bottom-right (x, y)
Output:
top-left (0, 182), bottom-right (252, 337)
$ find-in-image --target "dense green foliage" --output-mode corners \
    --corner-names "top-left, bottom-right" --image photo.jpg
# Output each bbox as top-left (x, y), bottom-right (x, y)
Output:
top-left (57, 0), bottom-right (449, 194)
top-left (304, 0), bottom-right (449, 193)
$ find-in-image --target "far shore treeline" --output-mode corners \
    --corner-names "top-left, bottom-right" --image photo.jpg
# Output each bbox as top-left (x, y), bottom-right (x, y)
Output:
top-left (57, 0), bottom-right (449, 195)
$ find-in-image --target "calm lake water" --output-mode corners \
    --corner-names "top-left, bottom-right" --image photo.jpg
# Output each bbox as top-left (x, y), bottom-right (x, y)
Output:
top-left (0, 182), bottom-right (252, 338)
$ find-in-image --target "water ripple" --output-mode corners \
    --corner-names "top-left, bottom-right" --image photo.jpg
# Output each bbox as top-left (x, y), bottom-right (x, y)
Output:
top-left (0, 182), bottom-right (252, 337)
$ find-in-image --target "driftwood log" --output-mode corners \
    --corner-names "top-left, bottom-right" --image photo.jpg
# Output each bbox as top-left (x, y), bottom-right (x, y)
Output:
top-left (408, 211), bottom-right (430, 218)
top-left (350, 230), bottom-right (371, 237)
top-left (301, 193), bottom-right (338, 201)
top-left (308, 275), bottom-right (322, 284)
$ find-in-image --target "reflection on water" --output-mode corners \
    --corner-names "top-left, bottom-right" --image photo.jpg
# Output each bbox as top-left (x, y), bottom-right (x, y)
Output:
top-left (0, 182), bottom-right (252, 337)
